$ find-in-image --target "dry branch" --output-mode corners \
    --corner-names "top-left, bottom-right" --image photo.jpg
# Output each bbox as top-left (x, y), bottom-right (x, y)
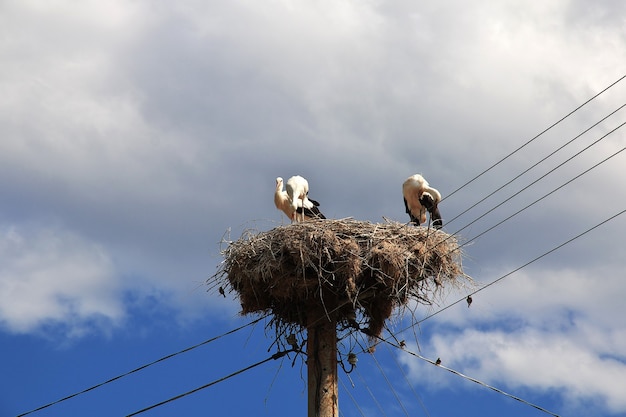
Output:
top-left (211, 218), bottom-right (467, 341)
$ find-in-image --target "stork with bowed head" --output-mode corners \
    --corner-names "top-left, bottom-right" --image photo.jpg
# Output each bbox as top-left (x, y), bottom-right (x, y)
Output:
top-left (284, 175), bottom-right (326, 222)
top-left (275, 176), bottom-right (326, 222)
top-left (402, 174), bottom-right (443, 229)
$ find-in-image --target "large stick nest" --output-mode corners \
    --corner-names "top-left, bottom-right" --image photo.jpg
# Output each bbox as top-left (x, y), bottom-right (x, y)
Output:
top-left (212, 219), bottom-right (466, 339)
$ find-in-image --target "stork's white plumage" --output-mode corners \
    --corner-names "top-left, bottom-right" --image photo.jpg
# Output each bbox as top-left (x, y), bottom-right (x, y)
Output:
top-left (285, 175), bottom-right (326, 222)
top-left (402, 174), bottom-right (443, 229)
top-left (286, 175), bottom-right (309, 216)
top-left (274, 177), bottom-right (295, 220)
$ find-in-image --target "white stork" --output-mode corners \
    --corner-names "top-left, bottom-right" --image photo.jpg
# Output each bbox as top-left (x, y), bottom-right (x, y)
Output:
top-left (274, 177), bottom-right (295, 220)
top-left (402, 174), bottom-right (443, 229)
top-left (285, 175), bottom-right (326, 222)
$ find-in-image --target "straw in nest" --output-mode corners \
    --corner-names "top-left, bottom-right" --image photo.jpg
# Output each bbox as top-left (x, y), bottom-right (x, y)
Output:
top-left (212, 218), bottom-right (466, 340)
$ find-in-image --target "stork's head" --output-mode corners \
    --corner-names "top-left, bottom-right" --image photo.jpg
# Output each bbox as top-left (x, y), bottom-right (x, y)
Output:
top-left (419, 192), bottom-right (435, 210)
top-left (276, 177), bottom-right (283, 190)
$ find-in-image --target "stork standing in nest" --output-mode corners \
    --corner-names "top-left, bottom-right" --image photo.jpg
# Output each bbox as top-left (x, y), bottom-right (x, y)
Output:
top-left (275, 176), bottom-right (325, 222)
top-left (402, 174), bottom-right (443, 229)
top-left (286, 175), bottom-right (325, 222)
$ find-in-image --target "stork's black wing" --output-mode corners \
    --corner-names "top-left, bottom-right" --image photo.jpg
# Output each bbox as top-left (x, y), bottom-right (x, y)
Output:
top-left (297, 204), bottom-right (326, 219)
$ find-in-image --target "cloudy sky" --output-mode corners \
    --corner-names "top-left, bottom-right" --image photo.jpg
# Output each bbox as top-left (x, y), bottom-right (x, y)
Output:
top-left (1, 0), bottom-right (625, 416)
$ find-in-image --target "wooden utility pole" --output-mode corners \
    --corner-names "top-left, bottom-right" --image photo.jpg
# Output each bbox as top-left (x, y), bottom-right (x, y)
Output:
top-left (307, 305), bottom-right (338, 417)
top-left (217, 219), bottom-right (466, 417)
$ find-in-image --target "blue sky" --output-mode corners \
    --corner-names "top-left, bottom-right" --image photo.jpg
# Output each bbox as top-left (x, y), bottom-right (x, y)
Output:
top-left (1, 0), bottom-right (626, 416)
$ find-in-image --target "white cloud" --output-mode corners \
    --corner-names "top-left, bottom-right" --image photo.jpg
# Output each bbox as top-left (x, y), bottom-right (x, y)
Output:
top-left (424, 328), bottom-right (626, 414)
top-left (0, 225), bottom-right (124, 336)
top-left (0, 0), bottom-right (625, 353)
top-left (399, 265), bottom-right (626, 415)
top-left (441, 267), bottom-right (626, 330)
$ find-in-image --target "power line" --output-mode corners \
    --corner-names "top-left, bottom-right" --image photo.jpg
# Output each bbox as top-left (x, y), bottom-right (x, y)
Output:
top-left (443, 73), bottom-right (626, 202)
top-left (455, 144), bottom-right (625, 255)
top-left (369, 349), bottom-right (411, 417)
top-left (338, 375), bottom-right (367, 417)
top-left (16, 316), bottom-right (267, 417)
top-left (384, 339), bottom-right (562, 417)
top-left (382, 342), bottom-right (431, 417)
top-left (340, 333), bottom-right (397, 417)
top-left (353, 366), bottom-right (389, 417)
top-left (420, 207), bottom-right (626, 323)
top-left (350, 329), bottom-right (428, 417)
top-left (125, 349), bottom-right (292, 417)
top-left (418, 124), bottom-right (625, 267)
top-left (446, 102), bottom-right (626, 226)
top-left (449, 120), bottom-right (625, 242)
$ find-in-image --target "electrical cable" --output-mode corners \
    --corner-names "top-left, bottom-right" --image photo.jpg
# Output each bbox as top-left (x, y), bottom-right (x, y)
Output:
top-left (416, 127), bottom-right (625, 270)
top-left (422, 119), bottom-right (626, 259)
top-left (353, 366), bottom-right (389, 417)
top-left (442, 73), bottom-right (626, 202)
top-left (453, 144), bottom-right (625, 255)
top-left (125, 349), bottom-right (292, 417)
top-left (448, 121), bottom-right (625, 239)
top-left (338, 375), bottom-right (367, 417)
top-left (369, 348), bottom-right (411, 417)
top-left (420, 207), bottom-right (626, 324)
top-left (342, 333), bottom-right (429, 417)
top-left (382, 339), bottom-right (562, 417)
top-left (16, 316), bottom-right (268, 417)
top-left (382, 342), bottom-right (431, 417)
top-left (445, 103), bottom-right (626, 226)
